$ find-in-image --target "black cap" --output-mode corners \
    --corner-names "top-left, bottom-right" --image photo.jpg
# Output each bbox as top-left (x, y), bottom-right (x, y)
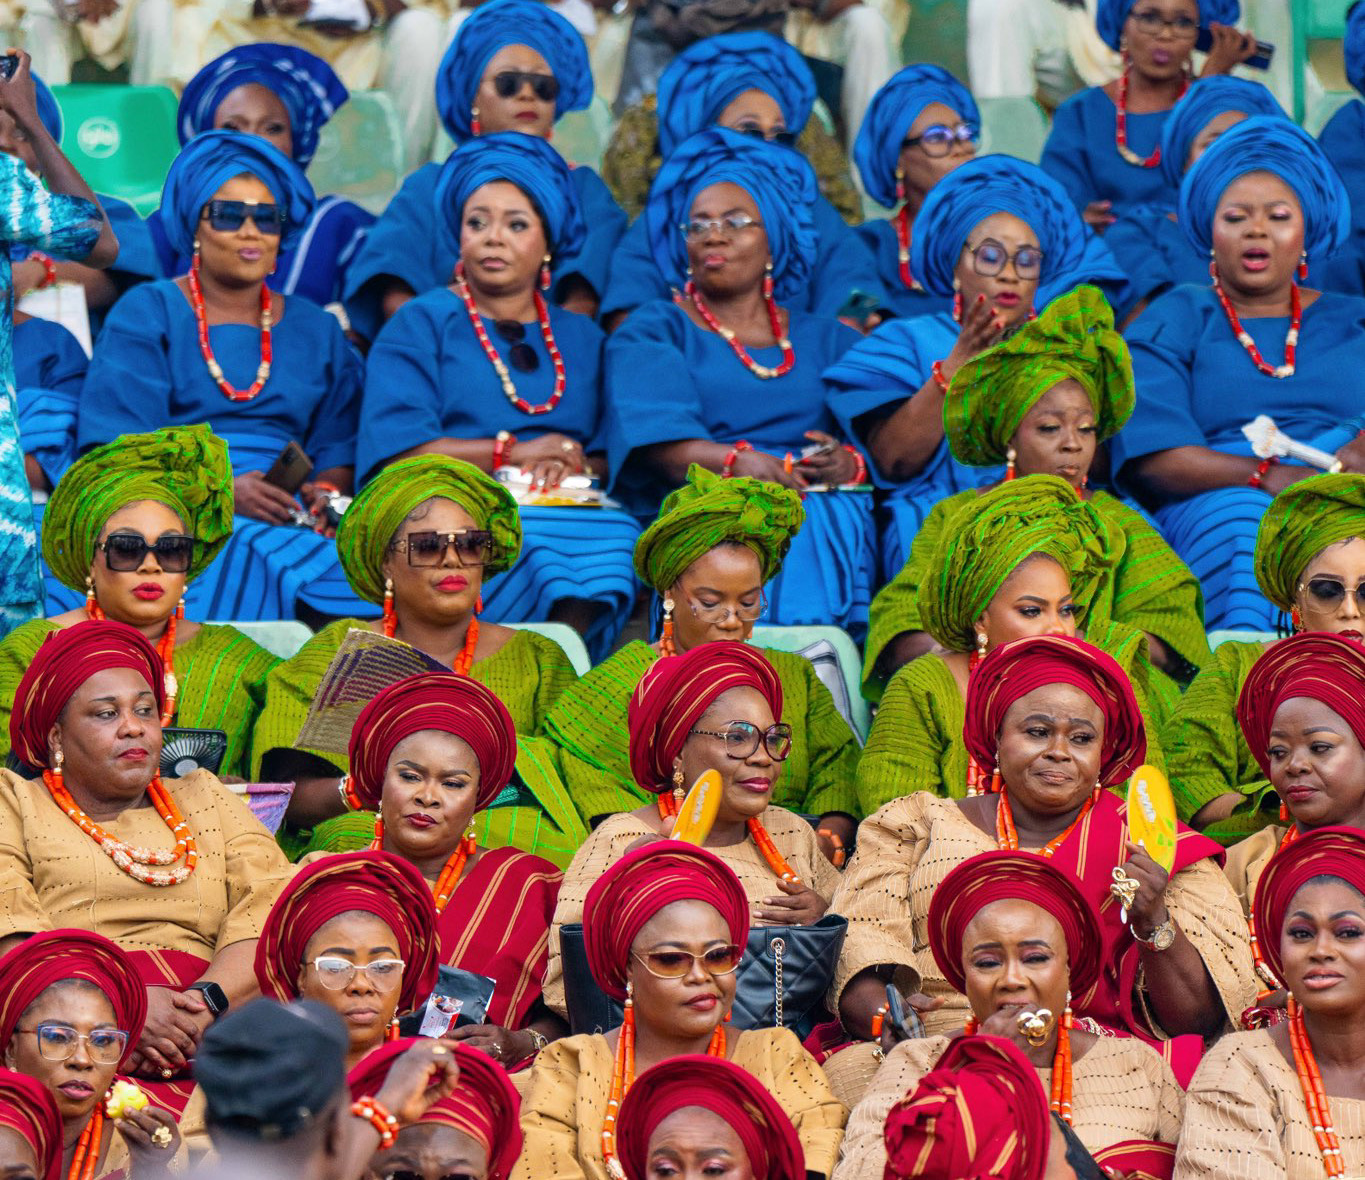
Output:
top-left (194, 999), bottom-right (348, 1141)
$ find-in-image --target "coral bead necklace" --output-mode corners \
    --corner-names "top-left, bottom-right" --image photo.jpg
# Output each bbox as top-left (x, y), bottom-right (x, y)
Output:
top-left (1213, 272), bottom-right (1302, 379)
top-left (995, 789), bottom-right (1099, 857)
top-left (188, 253), bottom-right (272, 402)
top-left (894, 206), bottom-right (922, 291)
top-left (454, 262), bottom-right (566, 415)
top-left (684, 280), bottom-right (795, 379)
top-left (369, 826), bottom-right (476, 913)
top-left (655, 789), bottom-right (802, 883)
top-left (1115, 63), bottom-right (1188, 168)
top-left (45, 767), bottom-right (198, 886)
top-left (1289, 996), bottom-right (1348, 1178)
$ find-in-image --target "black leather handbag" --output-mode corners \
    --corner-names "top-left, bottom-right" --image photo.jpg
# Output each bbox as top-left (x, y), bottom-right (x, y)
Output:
top-left (559, 914), bottom-right (847, 1040)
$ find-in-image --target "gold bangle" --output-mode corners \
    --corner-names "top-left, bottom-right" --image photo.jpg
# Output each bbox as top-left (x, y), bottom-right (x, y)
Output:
top-left (527, 1028), bottom-right (548, 1056)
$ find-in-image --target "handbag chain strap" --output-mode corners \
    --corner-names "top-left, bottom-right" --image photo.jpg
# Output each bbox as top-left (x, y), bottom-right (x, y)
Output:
top-left (771, 937), bottom-right (786, 1028)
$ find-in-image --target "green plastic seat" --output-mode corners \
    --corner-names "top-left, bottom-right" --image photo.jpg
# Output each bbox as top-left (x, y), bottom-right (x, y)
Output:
top-left (307, 89), bottom-right (405, 216)
top-left (208, 619), bottom-right (316, 660)
top-left (977, 96), bottom-right (1050, 165)
top-left (52, 84), bottom-right (179, 216)
top-left (1207, 628), bottom-right (1278, 650)
top-left (506, 621), bottom-right (592, 677)
top-left (1293, 0), bottom-right (1350, 124)
top-left (750, 624), bottom-right (870, 742)
top-left (553, 95), bottom-right (613, 172)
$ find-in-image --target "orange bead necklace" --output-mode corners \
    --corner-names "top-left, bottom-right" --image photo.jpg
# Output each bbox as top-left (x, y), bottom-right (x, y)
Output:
top-left (995, 790), bottom-right (1098, 859)
top-left (962, 1012), bottom-right (1073, 1123)
top-left (45, 767), bottom-right (198, 886)
top-left (656, 791), bottom-right (801, 883)
top-left (369, 827), bottom-right (477, 914)
top-left (601, 993), bottom-right (726, 1180)
top-left (85, 599), bottom-right (180, 726)
top-left (1289, 996), bottom-right (1347, 1178)
top-left (381, 609), bottom-right (479, 677)
top-left (67, 1106), bottom-right (103, 1180)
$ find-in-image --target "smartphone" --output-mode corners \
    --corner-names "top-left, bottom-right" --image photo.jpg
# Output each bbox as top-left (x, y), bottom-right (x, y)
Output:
top-left (263, 439), bottom-right (313, 494)
top-left (886, 983), bottom-right (925, 1041)
top-left (0, 54), bottom-right (18, 80)
top-left (1195, 26), bottom-right (1274, 70)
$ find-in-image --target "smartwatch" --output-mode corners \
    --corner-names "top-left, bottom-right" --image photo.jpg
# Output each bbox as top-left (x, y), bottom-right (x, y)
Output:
top-left (185, 981), bottom-right (230, 1019)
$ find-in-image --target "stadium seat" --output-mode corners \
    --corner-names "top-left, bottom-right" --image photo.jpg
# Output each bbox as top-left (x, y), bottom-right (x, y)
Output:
top-left (208, 619), bottom-right (316, 660)
top-left (553, 95), bottom-right (613, 171)
top-left (1207, 628), bottom-right (1278, 649)
top-left (507, 620), bottom-right (593, 677)
top-left (978, 96), bottom-right (1050, 164)
top-left (1293, 0), bottom-right (1349, 124)
top-left (51, 84), bottom-right (179, 216)
top-left (308, 89), bottom-right (406, 215)
top-left (750, 624), bottom-right (870, 742)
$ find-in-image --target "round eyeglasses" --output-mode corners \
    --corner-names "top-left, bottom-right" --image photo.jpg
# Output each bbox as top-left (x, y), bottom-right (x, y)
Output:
top-left (688, 720), bottom-right (793, 761)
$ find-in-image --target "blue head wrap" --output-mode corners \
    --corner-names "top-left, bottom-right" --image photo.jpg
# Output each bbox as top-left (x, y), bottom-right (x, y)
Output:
top-left (1096, 0), bottom-right (1240, 50)
top-left (910, 154), bottom-right (1085, 297)
top-left (32, 73), bottom-right (61, 142)
top-left (433, 131), bottom-right (586, 264)
top-left (178, 44), bottom-right (347, 166)
top-left (1347, 3), bottom-right (1365, 96)
top-left (159, 129), bottom-right (316, 258)
top-left (656, 32), bottom-right (816, 159)
top-left (853, 63), bottom-right (979, 208)
top-left (1179, 115), bottom-right (1350, 262)
top-left (435, 0), bottom-right (592, 142)
top-left (1157, 76), bottom-right (1285, 188)
top-left (645, 127), bottom-right (817, 301)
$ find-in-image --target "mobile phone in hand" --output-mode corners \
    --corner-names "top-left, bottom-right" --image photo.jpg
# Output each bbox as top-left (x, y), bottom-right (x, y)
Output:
top-left (1195, 26), bottom-right (1274, 70)
top-left (0, 54), bottom-right (19, 80)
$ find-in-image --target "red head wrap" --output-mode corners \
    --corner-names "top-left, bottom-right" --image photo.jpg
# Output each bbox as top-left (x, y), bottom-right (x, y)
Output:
top-left (9, 619), bottom-right (165, 769)
top-left (963, 634), bottom-right (1146, 788)
top-left (347, 672), bottom-right (518, 811)
top-left (883, 1035), bottom-right (1050, 1180)
top-left (928, 850), bottom-right (1103, 1002)
top-left (1236, 632), bottom-right (1365, 779)
top-left (617, 1055), bottom-right (804, 1180)
top-left (348, 1038), bottom-right (522, 1180)
top-left (1092, 1141), bottom-right (1176, 1180)
top-left (582, 841), bottom-right (749, 1002)
top-left (254, 851), bottom-right (440, 1015)
top-left (627, 642), bottom-right (783, 793)
top-left (0, 1069), bottom-right (61, 1180)
top-left (1251, 825), bottom-right (1365, 985)
top-left (0, 930), bottom-right (147, 1069)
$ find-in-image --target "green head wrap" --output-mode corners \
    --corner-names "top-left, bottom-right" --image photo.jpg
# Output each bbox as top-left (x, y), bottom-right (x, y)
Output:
top-left (633, 464), bottom-right (805, 591)
top-left (338, 456), bottom-right (522, 603)
top-left (1254, 473), bottom-right (1365, 611)
top-left (944, 286), bottom-right (1135, 467)
top-left (920, 474), bottom-right (1119, 651)
top-left (43, 424), bottom-right (234, 591)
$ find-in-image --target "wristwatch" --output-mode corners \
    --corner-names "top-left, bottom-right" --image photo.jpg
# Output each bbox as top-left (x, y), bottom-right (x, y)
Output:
top-left (1134, 918), bottom-right (1177, 952)
top-left (185, 981), bottom-right (230, 1019)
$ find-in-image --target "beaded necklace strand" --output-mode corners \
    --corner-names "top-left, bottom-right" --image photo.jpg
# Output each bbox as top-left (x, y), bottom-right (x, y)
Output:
top-left (369, 828), bottom-right (476, 913)
top-left (188, 254), bottom-right (272, 402)
top-left (1213, 273), bottom-right (1302, 379)
top-left (67, 1106), bottom-right (103, 1180)
top-left (381, 611), bottom-right (479, 677)
top-left (601, 997), bottom-right (726, 1180)
top-left (655, 790), bottom-right (801, 882)
top-left (45, 768), bottom-right (198, 886)
top-left (995, 790), bottom-right (1098, 858)
top-left (1115, 64), bottom-right (1188, 168)
top-left (961, 1014), bottom-right (1073, 1124)
top-left (453, 262), bottom-right (566, 415)
top-left (684, 280), bottom-right (795, 380)
top-left (85, 601), bottom-right (180, 726)
top-left (894, 206), bottom-right (922, 292)
top-left (1289, 997), bottom-right (1348, 1178)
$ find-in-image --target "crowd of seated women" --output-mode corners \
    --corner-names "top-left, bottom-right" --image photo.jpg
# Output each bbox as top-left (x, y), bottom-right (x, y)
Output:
top-left (12, 0), bottom-right (1365, 1175)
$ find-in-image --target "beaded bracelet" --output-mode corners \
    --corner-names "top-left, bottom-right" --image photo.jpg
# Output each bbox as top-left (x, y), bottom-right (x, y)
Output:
top-left (1248, 456), bottom-right (1278, 489)
top-left (931, 361), bottom-right (951, 393)
top-left (338, 774), bottom-right (362, 811)
top-left (816, 826), bottom-right (847, 867)
top-left (27, 251), bottom-right (57, 292)
top-left (352, 1096), bottom-right (399, 1149)
top-left (842, 446), bottom-right (867, 488)
top-left (493, 430), bottom-right (516, 469)
top-left (722, 440), bottom-right (753, 478)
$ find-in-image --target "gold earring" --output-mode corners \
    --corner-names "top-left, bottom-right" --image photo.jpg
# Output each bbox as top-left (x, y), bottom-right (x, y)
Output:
top-left (976, 630), bottom-right (988, 658)
top-left (53, 747), bottom-right (63, 770)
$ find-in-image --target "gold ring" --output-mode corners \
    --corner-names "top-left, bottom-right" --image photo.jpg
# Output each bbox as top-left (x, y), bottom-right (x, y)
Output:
top-left (160, 1068), bottom-right (173, 1079)
top-left (1016, 1008), bottom-right (1055, 1048)
top-left (151, 1125), bottom-right (173, 1149)
top-left (1109, 866), bottom-right (1140, 909)
top-left (561, 441), bottom-right (575, 453)
top-left (430, 1044), bottom-right (448, 1056)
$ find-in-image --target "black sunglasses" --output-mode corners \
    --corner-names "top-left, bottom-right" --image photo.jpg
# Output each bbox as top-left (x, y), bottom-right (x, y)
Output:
top-left (734, 124), bottom-right (798, 148)
top-left (200, 199), bottom-right (285, 235)
top-left (493, 70), bottom-right (559, 103)
top-left (98, 532), bottom-right (196, 573)
top-left (393, 529), bottom-right (494, 568)
top-left (493, 320), bottom-right (539, 374)
top-left (1300, 578), bottom-right (1365, 608)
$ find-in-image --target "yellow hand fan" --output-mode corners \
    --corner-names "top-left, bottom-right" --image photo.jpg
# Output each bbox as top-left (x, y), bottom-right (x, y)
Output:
top-left (1126, 763), bottom-right (1178, 874)
top-left (669, 770), bottom-right (722, 845)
